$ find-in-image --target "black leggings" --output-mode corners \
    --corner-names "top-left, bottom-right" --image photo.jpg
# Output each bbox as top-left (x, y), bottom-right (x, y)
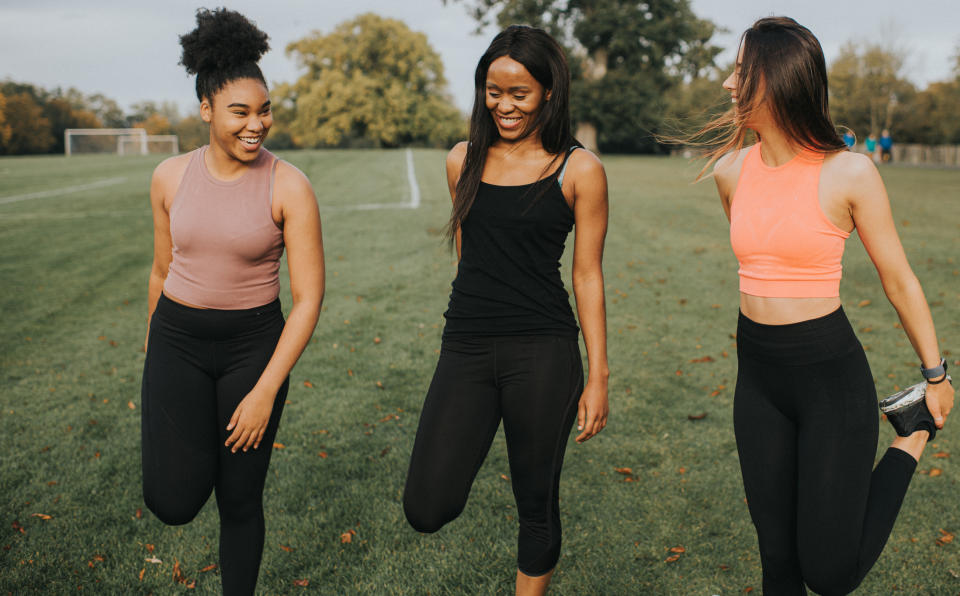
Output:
top-left (734, 308), bottom-right (917, 596)
top-left (141, 294), bottom-right (288, 596)
top-left (403, 335), bottom-right (584, 576)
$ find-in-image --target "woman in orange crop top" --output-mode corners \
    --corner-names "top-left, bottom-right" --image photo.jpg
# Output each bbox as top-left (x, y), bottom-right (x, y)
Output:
top-left (703, 17), bottom-right (953, 595)
top-left (141, 9), bottom-right (324, 595)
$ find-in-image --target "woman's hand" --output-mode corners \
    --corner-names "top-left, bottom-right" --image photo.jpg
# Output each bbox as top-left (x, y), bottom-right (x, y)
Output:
top-left (224, 388), bottom-right (276, 453)
top-left (575, 381), bottom-right (608, 443)
top-left (926, 376), bottom-right (954, 430)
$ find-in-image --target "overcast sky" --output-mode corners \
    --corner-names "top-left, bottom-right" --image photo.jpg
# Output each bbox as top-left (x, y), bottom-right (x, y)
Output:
top-left (1, 0), bottom-right (957, 116)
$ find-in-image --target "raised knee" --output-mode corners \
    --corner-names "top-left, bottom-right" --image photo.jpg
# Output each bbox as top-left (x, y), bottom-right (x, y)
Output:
top-left (144, 495), bottom-right (201, 526)
top-left (403, 497), bottom-right (457, 534)
top-left (802, 563), bottom-right (860, 596)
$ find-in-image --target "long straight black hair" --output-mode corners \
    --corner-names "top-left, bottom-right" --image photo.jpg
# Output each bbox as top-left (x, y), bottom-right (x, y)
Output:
top-left (688, 16), bottom-right (846, 178)
top-left (446, 25), bottom-right (578, 239)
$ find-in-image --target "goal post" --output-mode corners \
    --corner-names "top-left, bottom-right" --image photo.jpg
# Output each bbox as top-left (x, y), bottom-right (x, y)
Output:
top-left (118, 135), bottom-right (179, 156)
top-left (64, 128), bottom-right (178, 156)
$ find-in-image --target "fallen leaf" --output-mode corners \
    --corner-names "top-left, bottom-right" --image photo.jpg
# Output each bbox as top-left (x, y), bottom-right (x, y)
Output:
top-left (614, 467), bottom-right (633, 475)
top-left (669, 546), bottom-right (686, 553)
top-left (47, 481), bottom-right (57, 486)
top-left (93, 554), bottom-right (105, 562)
top-left (665, 554), bottom-right (681, 562)
top-left (678, 467), bottom-right (687, 475)
top-left (138, 568), bottom-right (145, 582)
top-left (128, 401), bottom-right (136, 410)
top-left (373, 337), bottom-right (382, 344)
top-left (30, 513), bottom-right (51, 520)
top-left (936, 529), bottom-right (954, 546)
top-left (687, 412), bottom-right (707, 420)
top-left (145, 544), bottom-right (154, 552)
top-left (273, 443), bottom-right (285, 449)
top-left (857, 299), bottom-right (871, 307)
top-left (500, 473), bottom-right (509, 481)
top-left (173, 559), bottom-right (183, 583)
top-left (675, 370), bottom-right (683, 376)
top-left (689, 356), bottom-right (714, 363)
top-left (135, 508), bottom-right (142, 519)
top-left (745, 588), bottom-right (754, 593)
top-left (318, 451), bottom-right (328, 459)
top-left (376, 381), bottom-right (384, 389)
top-left (934, 452), bottom-right (949, 458)
top-left (199, 564), bottom-right (217, 573)
top-left (279, 544), bottom-right (293, 552)
top-left (294, 579), bottom-right (310, 587)
top-left (340, 530), bottom-right (355, 544)
top-left (719, 564), bottom-right (730, 570)
top-left (860, 327), bottom-right (873, 333)
top-left (145, 556), bottom-right (162, 564)
top-left (186, 580), bottom-right (196, 589)
top-left (303, 380), bottom-right (313, 388)
top-left (380, 446), bottom-right (391, 456)
top-left (929, 468), bottom-right (942, 477)
top-left (347, 369), bottom-right (354, 377)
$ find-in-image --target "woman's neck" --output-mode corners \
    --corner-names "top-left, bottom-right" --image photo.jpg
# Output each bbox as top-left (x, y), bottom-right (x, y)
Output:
top-left (205, 141), bottom-right (252, 181)
top-left (754, 124), bottom-right (802, 167)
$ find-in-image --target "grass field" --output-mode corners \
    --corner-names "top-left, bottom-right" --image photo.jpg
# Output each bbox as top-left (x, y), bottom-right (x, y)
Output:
top-left (1, 149), bottom-right (958, 594)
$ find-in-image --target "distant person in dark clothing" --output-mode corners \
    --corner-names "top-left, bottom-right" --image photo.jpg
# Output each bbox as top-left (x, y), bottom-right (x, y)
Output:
top-left (880, 129), bottom-right (893, 162)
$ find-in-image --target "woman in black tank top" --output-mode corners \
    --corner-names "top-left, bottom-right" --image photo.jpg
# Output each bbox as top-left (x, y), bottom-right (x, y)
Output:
top-left (403, 26), bottom-right (609, 595)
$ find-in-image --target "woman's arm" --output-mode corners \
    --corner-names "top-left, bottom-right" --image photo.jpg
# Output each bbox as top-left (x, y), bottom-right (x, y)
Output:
top-left (446, 142), bottom-right (468, 260)
top-left (843, 153), bottom-right (954, 427)
top-left (145, 156), bottom-right (189, 350)
top-left (568, 150), bottom-right (610, 443)
top-left (224, 161), bottom-right (325, 452)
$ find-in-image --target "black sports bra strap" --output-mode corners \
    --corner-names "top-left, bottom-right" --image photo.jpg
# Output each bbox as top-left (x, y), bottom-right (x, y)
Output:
top-left (557, 146), bottom-right (579, 187)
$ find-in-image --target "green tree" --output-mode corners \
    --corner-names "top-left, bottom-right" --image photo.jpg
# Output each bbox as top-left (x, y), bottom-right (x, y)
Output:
top-left (0, 92), bottom-right (55, 154)
top-left (0, 92), bottom-right (11, 147)
top-left (896, 81), bottom-right (960, 144)
top-left (281, 13), bottom-right (465, 148)
top-left (173, 115), bottom-right (208, 152)
top-left (829, 41), bottom-right (915, 139)
top-left (43, 97), bottom-right (102, 153)
top-left (448, 0), bottom-right (721, 152)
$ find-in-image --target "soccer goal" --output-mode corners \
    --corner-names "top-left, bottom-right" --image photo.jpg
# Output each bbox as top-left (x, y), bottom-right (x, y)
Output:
top-left (64, 128), bottom-right (179, 156)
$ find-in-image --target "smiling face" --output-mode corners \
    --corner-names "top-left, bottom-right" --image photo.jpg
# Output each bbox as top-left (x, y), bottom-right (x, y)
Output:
top-left (484, 56), bottom-right (550, 142)
top-left (201, 77), bottom-right (272, 163)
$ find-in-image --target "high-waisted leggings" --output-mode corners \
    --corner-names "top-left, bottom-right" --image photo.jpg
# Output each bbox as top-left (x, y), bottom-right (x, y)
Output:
top-left (141, 293), bottom-right (288, 596)
top-left (403, 335), bottom-right (584, 576)
top-left (734, 307), bottom-right (917, 596)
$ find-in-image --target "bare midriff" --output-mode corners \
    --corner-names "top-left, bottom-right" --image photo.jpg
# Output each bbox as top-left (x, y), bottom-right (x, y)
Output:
top-left (739, 294), bottom-right (842, 325)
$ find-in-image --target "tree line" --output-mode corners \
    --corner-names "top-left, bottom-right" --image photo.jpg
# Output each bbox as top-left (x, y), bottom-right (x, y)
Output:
top-left (2, 2), bottom-right (958, 156)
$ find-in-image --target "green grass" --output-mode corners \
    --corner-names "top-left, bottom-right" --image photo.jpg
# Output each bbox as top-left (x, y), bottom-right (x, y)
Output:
top-left (1, 150), bottom-right (958, 594)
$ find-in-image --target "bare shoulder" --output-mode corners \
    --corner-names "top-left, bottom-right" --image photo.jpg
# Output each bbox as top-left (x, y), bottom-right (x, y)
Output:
top-left (152, 153), bottom-right (192, 187)
top-left (274, 159), bottom-right (317, 212)
top-left (566, 147), bottom-right (605, 180)
top-left (713, 146), bottom-right (749, 183)
top-left (822, 150), bottom-right (884, 203)
top-left (446, 141), bottom-right (468, 173)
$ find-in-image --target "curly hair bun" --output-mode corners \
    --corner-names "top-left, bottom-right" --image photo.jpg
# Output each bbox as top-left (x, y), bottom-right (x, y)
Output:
top-left (179, 7), bottom-right (269, 75)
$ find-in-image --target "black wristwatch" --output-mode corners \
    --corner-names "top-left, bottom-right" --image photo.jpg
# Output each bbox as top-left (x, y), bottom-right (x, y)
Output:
top-left (921, 358), bottom-right (948, 384)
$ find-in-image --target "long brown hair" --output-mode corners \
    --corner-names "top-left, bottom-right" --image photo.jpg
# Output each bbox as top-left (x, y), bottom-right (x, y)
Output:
top-left (446, 25), bottom-right (578, 240)
top-left (690, 16), bottom-right (846, 179)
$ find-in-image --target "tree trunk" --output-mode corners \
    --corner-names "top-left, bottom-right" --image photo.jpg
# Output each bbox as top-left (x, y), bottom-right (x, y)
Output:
top-left (575, 47), bottom-right (607, 154)
top-left (575, 121), bottom-right (599, 153)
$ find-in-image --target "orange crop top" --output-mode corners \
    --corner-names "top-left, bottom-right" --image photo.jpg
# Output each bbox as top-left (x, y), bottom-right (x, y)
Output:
top-left (729, 143), bottom-right (850, 298)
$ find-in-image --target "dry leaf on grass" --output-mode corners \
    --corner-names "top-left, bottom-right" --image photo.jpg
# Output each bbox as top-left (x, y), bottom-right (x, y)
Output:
top-left (279, 544), bottom-right (293, 552)
top-left (30, 513), bottom-right (51, 520)
top-left (273, 443), bottom-right (286, 449)
top-left (934, 452), bottom-right (949, 458)
top-left (614, 467), bottom-right (633, 475)
top-left (688, 412), bottom-right (707, 420)
top-left (340, 529), bottom-right (356, 544)
top-left (929, 468), bottom-right (942, 477)
top-left (294, 579), bottom-right (310, 587)
top-left (199, 564), bottom-right (217, 573)
top-left (689, 356), bottom-right (714, 363)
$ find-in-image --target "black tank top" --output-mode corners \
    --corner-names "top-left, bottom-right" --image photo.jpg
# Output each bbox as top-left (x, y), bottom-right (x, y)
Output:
top-left (443, 149), bottom-right (579, 339)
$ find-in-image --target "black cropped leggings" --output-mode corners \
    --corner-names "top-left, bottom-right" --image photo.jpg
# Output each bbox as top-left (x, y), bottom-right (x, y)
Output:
top-left (403, 335), bottom-right (584, 576)
top-left (141, 294), bottom-right (288, 596)
top-left (734, 308), bottom-right (917, 596)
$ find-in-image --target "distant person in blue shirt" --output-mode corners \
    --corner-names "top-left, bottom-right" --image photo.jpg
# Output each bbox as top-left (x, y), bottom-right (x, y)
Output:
top-left (842, 129), bottom-right (856, 149)
top-left (865, 133), bottom-right (879, 163)
top-left (880, 129), bottom-right (893, 162)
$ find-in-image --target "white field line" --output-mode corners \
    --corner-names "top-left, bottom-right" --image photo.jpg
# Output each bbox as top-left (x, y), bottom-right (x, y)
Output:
top-left (0, 177), bottom-right (127, 205)
top-left (328, 148), bottom-right (421, 211)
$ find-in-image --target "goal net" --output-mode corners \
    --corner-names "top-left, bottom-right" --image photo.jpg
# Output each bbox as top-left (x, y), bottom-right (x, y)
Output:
top-left (64, 128), bottom-right (179, 156)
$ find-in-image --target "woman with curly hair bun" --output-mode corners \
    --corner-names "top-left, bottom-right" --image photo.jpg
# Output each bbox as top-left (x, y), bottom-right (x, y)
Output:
top-left (140, 8), bottom-right (324, 594)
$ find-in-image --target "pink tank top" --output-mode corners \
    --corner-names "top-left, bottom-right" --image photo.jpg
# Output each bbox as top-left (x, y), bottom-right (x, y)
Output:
top-left (163, 146), bottom-right (284, 309)
top-left (729, 143), bottom-right (850, 298)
